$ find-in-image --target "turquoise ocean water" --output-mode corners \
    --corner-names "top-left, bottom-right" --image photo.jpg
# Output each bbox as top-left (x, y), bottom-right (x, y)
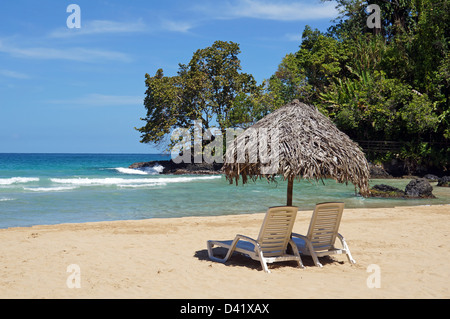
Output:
top-left (0, 153), bottom-right (449, 229)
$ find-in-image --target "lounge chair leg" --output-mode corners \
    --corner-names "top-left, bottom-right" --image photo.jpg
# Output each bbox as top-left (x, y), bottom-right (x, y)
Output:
top-left (347, 253), bottom-right (356, 264)
top-left (338, 234), bottom-right (356, 264)
top-left (345, 247), bottom-right (356, 264)
top-left (255, 246), bottom-right (270, 273)
top-left (304, 239), bottom-right (322, 267)
top-left (260, 260), bottom-right (270, 273)
top-left (311, 253), bottom-right (323, 267)
top-left (207, 240), bottom-right (234, 264)
top-left (288, 240), bottom-right (304, 269)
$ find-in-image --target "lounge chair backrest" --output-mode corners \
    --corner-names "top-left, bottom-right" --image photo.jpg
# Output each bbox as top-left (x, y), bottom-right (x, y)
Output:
top-left (257, 206), bottom-right (298, 257)
top-left (306, 202), bottom-right (344, 251)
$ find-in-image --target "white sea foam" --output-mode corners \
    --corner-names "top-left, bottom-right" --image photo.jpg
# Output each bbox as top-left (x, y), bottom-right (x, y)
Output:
top-left (0, 177), bottom-right (39, 185)
top-left (114, 167), bottom-right (149, 175)
top-left (146, 164), bottom-right (164, 174)
top-left (24, 186), bottom-right (78, 192)
top-left (154, 176), bottom-right (222, 183)
top-left (117, 182), bottom-right (167, 188)
top-left (50, 175), bottom-right (221, 186)
top-left (0, 198), bottom-right (16, 201)
top-left (51, 177), bottom-right (135, 185)
top-left (114, 165), bottom-right (165, 175)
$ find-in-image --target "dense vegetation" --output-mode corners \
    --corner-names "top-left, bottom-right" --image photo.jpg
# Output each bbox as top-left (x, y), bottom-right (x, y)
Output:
top-left (137, 0), bottom-right (449, 172)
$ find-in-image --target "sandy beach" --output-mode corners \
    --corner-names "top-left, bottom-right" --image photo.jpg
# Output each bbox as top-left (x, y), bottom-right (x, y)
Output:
top-left (0, 204), bottom-right (449, 299)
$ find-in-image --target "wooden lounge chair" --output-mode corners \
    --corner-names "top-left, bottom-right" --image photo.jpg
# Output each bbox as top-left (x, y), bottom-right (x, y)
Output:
top-left (292, 202), bottom-right (356, 267)
top-left (207, 206), bottom-right (304, 273)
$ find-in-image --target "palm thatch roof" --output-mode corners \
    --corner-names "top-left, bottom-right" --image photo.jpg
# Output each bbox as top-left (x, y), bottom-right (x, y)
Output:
top-left (223, 99), bottom-right (370, 197)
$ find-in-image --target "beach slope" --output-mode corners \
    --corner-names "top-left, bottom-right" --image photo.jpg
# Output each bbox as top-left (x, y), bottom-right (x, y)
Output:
top-left (0, 205), bottom-right (449, 299)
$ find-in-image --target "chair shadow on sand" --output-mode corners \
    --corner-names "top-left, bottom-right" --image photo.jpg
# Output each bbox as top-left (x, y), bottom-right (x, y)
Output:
top-left (194, 247), bottom-right (342, 271)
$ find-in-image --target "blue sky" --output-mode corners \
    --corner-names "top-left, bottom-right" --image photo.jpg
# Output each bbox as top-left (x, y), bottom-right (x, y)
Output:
top-left (0, 0), bottom-right (338, 153)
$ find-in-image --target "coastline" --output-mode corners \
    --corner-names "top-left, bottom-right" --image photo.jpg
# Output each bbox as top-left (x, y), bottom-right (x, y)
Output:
top-left (0, 204), bottom-right (449, 299)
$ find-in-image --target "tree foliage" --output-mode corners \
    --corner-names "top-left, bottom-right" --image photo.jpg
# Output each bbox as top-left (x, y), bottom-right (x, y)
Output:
top-left (265, 0), bottom-right (449, 170)
top-left (137, 1), bottom-right (449, 171)
top-left (137, 40), bottom-right (257, 148)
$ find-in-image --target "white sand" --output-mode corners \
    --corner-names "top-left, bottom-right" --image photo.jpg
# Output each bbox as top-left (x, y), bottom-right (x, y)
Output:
top-left (0, 205), bottom-right (449, 299)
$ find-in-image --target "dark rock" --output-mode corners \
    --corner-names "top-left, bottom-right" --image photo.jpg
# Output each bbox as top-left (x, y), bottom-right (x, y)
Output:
top-left (382, 159), bottom-right (406, 177)
top-left (423, 174), bottom-right (440, 181)
top-left (437, 176), bottom-right (450, 187)
top-left (369, 184), bottom-right (405, 197)
top-left (405, 178), bottom-right (435, 198)
top-left (372, 184), bottom-right (404, 193)
top-left (365, 158), bottom-right (446, 178)
top-left (129, 160), bottom-right (223, 175)
top-left (129, 161), bottom-right (156, 169)
top-left (369, 163), bottom-right (392, 178)
top-left (369, 179), bottom-right (435, 198)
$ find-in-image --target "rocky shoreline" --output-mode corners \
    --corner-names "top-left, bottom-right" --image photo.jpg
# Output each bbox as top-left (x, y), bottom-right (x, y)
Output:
top-left (129, 160), bottom-right (222, 175)
top-left (369, 178), bottom-right (436, 199)
top-left (129, 160), bottom-right (449, 198)
top-left (130, 159), bottom-right (448, 179)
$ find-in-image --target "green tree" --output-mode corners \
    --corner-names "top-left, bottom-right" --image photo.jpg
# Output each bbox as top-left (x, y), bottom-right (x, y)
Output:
top-left (136, 41), bottom-right (257, 149)
top-left (137, 69), bottom-right (183, 145)
top-left (264, 0), bottom-right (449, 170)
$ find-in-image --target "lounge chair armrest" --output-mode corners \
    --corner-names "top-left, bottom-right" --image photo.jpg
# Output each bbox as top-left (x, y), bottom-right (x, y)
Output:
top-left (337, 233), bottom-right (347, 244)
top-left (235, 234), bottom-right (259, 246)
top-left (287, 239), bottom-right (300, 253)
top-left (337, 232), bottom-right (347, 241)
top-left (233, 234), bottom-right (264, 253)
top-left (336, 233), bottom-right (349, 249)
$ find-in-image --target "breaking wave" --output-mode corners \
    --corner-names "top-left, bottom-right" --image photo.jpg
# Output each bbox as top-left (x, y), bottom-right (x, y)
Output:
top-left (50, 175), bottom-right (221, 186)
top-left (0, 177), bottom-right (39, 185)
top-left (114, 165), bottom-right (165, 175)
top-left (23, 186), bottom-right (78, 192)
top-left (114, 167), bottom-right (149, 175)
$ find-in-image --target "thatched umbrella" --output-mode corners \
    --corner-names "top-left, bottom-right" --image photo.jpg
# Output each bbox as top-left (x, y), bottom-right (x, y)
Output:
top-left (223, 99), bottom-right (370, 205)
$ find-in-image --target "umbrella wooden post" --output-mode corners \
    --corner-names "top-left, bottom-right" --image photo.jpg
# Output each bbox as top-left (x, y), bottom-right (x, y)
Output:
top-left (286, 177), bottom-right (295, 254)
top-left (287, 177), bottom-right (294, 206)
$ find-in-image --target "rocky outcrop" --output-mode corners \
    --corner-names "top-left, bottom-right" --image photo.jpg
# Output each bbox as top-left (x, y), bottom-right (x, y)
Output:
top-left (368, 159), bottom-right (446, 179)
top-left (437, 176), bottom-right (450, 187)
top-left (370, 184), bottom-right (405, 197)
top-left (405, 178), bottom-right (435, 198)
top-left (129, 160), bottom-right (223, 175)
top-left (369, 178), bottom-right (435, 198)
top-left (369, 162), bottom-right (393, 178)
top-left (423, 174), bottom-right (440, 181)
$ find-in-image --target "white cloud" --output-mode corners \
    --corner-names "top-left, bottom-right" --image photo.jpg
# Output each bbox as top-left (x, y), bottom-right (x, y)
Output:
top-left (283, 33), bottom-right (303, 42)
top-left (0, 69), bottom-right (30, 79)
top-left (0, 39), bottom-right (131, 63)
top-left (195, 0), bottom-right (338, 21)
top-left (49, 19), bottom-right (147, 38)
top-left (160, 20), bottom-right (195, 33)
top-left (50, 18), bottom-right (194, 37)
top-left (48, 94), bottom-right (142, 107)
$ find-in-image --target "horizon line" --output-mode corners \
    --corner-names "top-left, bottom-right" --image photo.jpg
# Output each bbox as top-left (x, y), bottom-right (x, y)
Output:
top-left (0, 152), bottom-right (171, 155)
